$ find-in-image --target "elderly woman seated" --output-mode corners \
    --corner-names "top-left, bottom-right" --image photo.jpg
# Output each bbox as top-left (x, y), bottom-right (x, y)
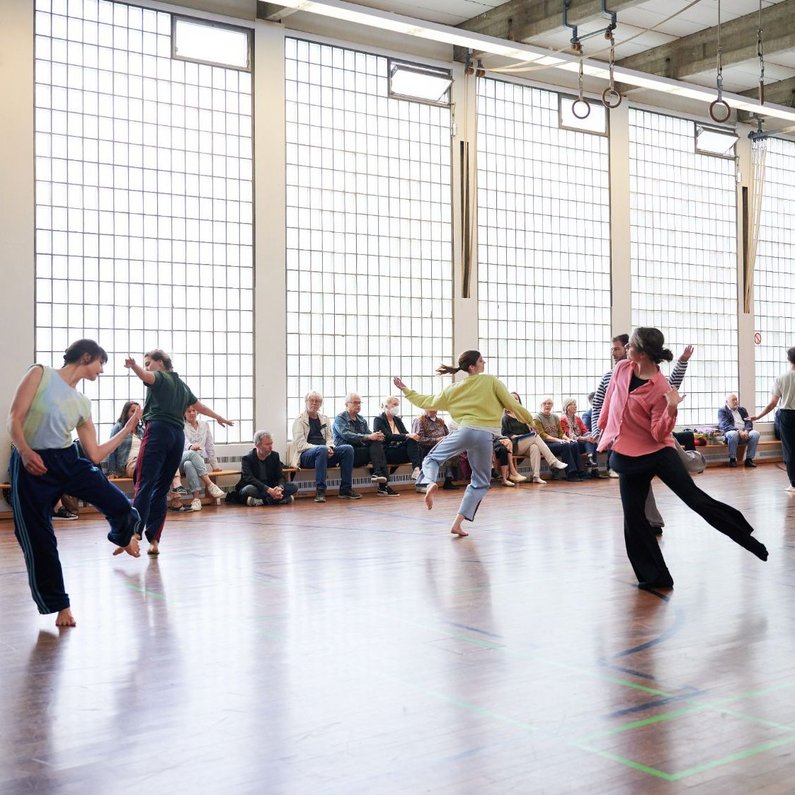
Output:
top-left (411, 409), bottom-right (459, 491)
top-left (534, 398), bottom-right (586, 480)
top-left (560, 398), bottom-right (598, 472)
top-left (502, 393), bottom-right (569, 484)
top-left (373, 396), bottom-right (425, 479)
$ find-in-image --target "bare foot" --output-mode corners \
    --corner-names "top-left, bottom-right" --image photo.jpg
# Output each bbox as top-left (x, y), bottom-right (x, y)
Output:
top-left (424, 482), bottom-right (438, 511)
top-left (55, 608), bottom-right (76, 627)
top-left (147, 540), bottom-right (160, 556)
top-left (112, 536), bottom-right (141, 557)
top-left (450, 519), bottom-right (469, 537)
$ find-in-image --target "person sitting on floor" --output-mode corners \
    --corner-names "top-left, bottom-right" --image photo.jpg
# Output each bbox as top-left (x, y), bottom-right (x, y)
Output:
top-left (373, 396), bottom-right (424, 480)
top-left (227, 431), bottom-right (298, 506)
top-left (718, 393), bottom-right (760, 468)
top-left (333, 393), bottom-right (396, 496)
top-left (411, 409), bottom-right (459, 491)
top-left (289, 390), bottom-right (360, 502)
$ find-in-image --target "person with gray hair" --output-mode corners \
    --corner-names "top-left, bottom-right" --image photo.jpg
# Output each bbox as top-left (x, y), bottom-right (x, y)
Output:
top-left (289, 391), bottom-right (360, 502)
top-left (718, 393), bottom-right (760, 468)
top-left (227, 431), bottom-right (298, 506)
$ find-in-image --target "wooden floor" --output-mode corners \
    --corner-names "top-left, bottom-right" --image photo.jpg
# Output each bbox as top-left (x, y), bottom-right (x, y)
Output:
top-left (2, 464), bottom-right (795, 794)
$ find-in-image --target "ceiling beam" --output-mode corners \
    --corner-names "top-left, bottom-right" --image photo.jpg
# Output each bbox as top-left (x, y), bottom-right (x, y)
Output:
top-left (740, 75), bottom-right (795, 110)
top-left (457, 0), bottom-right (646, 43)
top-left (618, 0), bottom-right (795, 80)
top-left (257, 2), bottom-right (299, 22)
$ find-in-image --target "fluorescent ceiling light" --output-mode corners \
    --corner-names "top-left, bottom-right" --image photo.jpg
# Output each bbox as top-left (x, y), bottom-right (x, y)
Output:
top-left (274, 0), bottom-right (795, 125)
top-left (696, 125), bottom-right (739, 156)
top-left (389, 61), bottom-right (452, 104)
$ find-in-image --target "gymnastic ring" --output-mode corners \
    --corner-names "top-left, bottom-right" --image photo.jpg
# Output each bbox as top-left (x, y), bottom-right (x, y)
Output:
top-left (602, 87), bottom-right (622, 109)
top-left (709, 98), bottom-right (731, 123)
top-left (571, 98), bottom-right (591, 119)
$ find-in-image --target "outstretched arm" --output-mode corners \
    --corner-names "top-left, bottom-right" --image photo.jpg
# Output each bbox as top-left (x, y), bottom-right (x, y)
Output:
top-left (77, 405), bottom-right (143, 464)
top-left (124, 357), bottom-right (155, 385)
top-left (750, 394), bottom-right (780, 422)
top-left (194, 399), bottom-right (233, 427)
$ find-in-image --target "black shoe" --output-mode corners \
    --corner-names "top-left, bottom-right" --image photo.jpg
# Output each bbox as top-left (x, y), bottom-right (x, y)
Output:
top-left (442, 479), bottom-right (460, 490)
top-left (745, 458), bottom-right (757, 468)
top-left (338, 489), bottom-right (362, 500)
top-left (377, 485), bottom-right (399, 497)
top-left (53, 507), bottom-right (78, 520)
top-left (638, 578), bottom-right (674, 591)
top-left (314, 489), bottom-right (327, 503)
top-left (728, 458), bottom-right (737, 467)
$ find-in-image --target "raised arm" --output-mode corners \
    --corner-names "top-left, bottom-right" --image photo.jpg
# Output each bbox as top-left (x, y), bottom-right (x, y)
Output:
top-left (76, 405), bottom-right (143, 465)
top-left (124, 356), bottom-right (155, 385)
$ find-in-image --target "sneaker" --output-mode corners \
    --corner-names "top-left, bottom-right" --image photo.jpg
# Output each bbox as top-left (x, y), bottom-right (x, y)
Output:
top-left (744, 459), bottom-right (757, 468)
top-left (377, 485), bottom-right (399, 497)
top-left (532, 476), bottom-right (546, 484)
top-left (207, 483), bottom-right (225, 499)
top-left (551, 460), bottom-right (568, 470)
top-left (190, 498), bottom-right (202, 511)
top-left (246, 496), bottom-right (264, 507)
top-left (608, 469), bottom-right (619, 479)
top-left (511, 473), bottom-right (528, 482)
top-left (338, 489), bottom-right (362, 500)
top-left (314, 490), bottom-right (327, 503)
top-left (53, 507), bottom-right (78, 520)
top-left (411, 467), bottom-right (421, 480)
top-left (371, 473), bottom-right (388, 484)
top-left (174, 485), bottom-right (189, 495)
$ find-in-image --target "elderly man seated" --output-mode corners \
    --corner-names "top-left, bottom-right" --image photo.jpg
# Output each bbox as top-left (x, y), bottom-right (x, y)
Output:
top-left (227, 431), bottom-right (299, 505)
top-left (289, 391), bottom-right (360, 502)
top-left (333, 393), bottom-right (396, 496)
top-left (718, 393), bottom-right (760, 468)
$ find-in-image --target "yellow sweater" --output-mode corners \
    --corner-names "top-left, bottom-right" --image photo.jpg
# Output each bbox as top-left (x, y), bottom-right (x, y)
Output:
top-left (402, 374), bottom-right (536, 430)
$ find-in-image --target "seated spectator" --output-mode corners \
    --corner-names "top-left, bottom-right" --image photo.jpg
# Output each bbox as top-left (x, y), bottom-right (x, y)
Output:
top-left (374, 396), bottom-right (424, 479)
top-left (105, 400), bottom-right (144, 478)
top-left (560, 398), bottom-right (598, 470)
top-left (411, 409), bottom-right (459, 490)
top-left (171, 405), bottom-right (226, 511)
top-left (718, 393), bottom-right (760, 468)
top-left (581, 392), bottom-right (599, 466)
top-left (493, 435), bottom-right (527, 486)
top-left (289, 391), bottom-right (360, 502)
top-left (333, 393), bottom-right (396, 496)
top-left (227, 431), bottom-right (298, 506)
top-left (534, 398), bottom-right (586, 480)
top-left (502, 393), bottom-right (568, 484)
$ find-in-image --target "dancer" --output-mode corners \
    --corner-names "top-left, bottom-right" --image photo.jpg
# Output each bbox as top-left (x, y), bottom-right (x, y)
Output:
top-left (123, 349), bottom-right (232, 556)
top-left (751, 345), bottom-right (795, 491)
top-left (7, 339), bottom-right (143, 627)
top-left (598, 327), bottom-right (767, 590)
top-left (393, 350), bottom-right (540, 537)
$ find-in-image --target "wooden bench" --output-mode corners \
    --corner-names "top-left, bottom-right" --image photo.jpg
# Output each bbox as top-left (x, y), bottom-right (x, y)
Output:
top-left (702, 439), bottom-right (782, 465)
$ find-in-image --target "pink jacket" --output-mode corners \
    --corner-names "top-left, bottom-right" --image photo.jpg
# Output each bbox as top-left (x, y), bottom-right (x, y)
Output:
top-left (597, 359), bottom-right (676, 455)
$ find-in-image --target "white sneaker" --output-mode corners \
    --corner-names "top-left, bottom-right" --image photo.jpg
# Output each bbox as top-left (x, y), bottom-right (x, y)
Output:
top-left (786, 485), bottom-right (795, 493)
top-left (511, 473), bottom-right (528, 482)
top-left (552, 461), bottom-right (568, 470)
top-left (246, 496), bottom-right (264, 506)
top-left (501, 478), bottom-right (515, 487)
top-left (532, 476), bottom-right (546, 484)
top-left (207, 483), bottom-right (224, 499)
top-left (190, 498), bottom-right (202, 511)
top-left (411, 467), bottom-right (421, 480)
top-left (608, 469), bottom-right (620, 479)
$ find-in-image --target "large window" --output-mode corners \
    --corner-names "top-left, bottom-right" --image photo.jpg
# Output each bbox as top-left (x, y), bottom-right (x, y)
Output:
top-left (629, 109), bottom-right (737, 426)
top-left (754, 137), bottom-right (795, 412)
top-left (34, 0), bottom-right (254, 443)
top-left (477, 79), bottom-right (611, 411)
top-left (285, 39), bottom-right (453, 432)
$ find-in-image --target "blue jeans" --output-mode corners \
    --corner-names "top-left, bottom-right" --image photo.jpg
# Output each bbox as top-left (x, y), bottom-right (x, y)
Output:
top-left (417, 426), bottom-right (493, 522)
top-left (299, 444), bottom-right (354, 490)
top-left (180, 450), bottom-right (208, 493)
top-left (724, 430), bottom-right (760, 461)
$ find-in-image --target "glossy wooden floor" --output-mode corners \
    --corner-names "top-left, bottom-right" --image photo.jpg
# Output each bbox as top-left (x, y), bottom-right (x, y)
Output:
top-left (2, 464), bottom-right (795, 794)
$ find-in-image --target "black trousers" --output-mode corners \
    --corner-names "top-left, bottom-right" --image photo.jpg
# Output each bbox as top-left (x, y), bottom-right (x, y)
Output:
top-left (385, 439), bottom-right (423, 469)
top-left (779, 409), bottom-right (795, 485)
top-left (611, 447), bottom-right (766, 586)
top-left (352, 442), bottom-right (389, 478)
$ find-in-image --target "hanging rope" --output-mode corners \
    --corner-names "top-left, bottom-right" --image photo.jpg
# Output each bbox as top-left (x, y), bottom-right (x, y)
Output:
top-left (757, 0), bottom-right (765, 105)
top-left (571, 47), bottom-right (591, 119)
top-left (709, 0), bottom-right (731, 123)
top-left (601, 30), bottom-right (622, 109)
top-left (745, 121), bottom-right (769, 313)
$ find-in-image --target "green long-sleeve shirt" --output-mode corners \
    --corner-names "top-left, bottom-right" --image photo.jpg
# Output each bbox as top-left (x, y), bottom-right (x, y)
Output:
top-left (402, 374), bottom-right (536, 430)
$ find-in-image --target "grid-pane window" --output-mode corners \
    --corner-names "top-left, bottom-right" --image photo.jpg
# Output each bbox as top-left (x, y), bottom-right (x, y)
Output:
top-left (754, 137), bottom-right (795, 411)
top-left (34, 0), bottom-right (254, 443)
top-left (285, 39), bottom-right (453, 432)
top-left (477, 78), bottom-right (611, 412)
top-left (629, 109), bottom-right (737, 426)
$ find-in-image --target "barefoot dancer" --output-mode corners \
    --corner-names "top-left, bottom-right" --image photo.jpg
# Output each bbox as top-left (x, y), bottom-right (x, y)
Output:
top-left (123, 350), bottom-right (232, 556)
top-left (7, 339), bottom-right (143, 627)
top-left (599, 327), bottom-right (768, 590)
top-left (393, 350), bottom-right (540, 537)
